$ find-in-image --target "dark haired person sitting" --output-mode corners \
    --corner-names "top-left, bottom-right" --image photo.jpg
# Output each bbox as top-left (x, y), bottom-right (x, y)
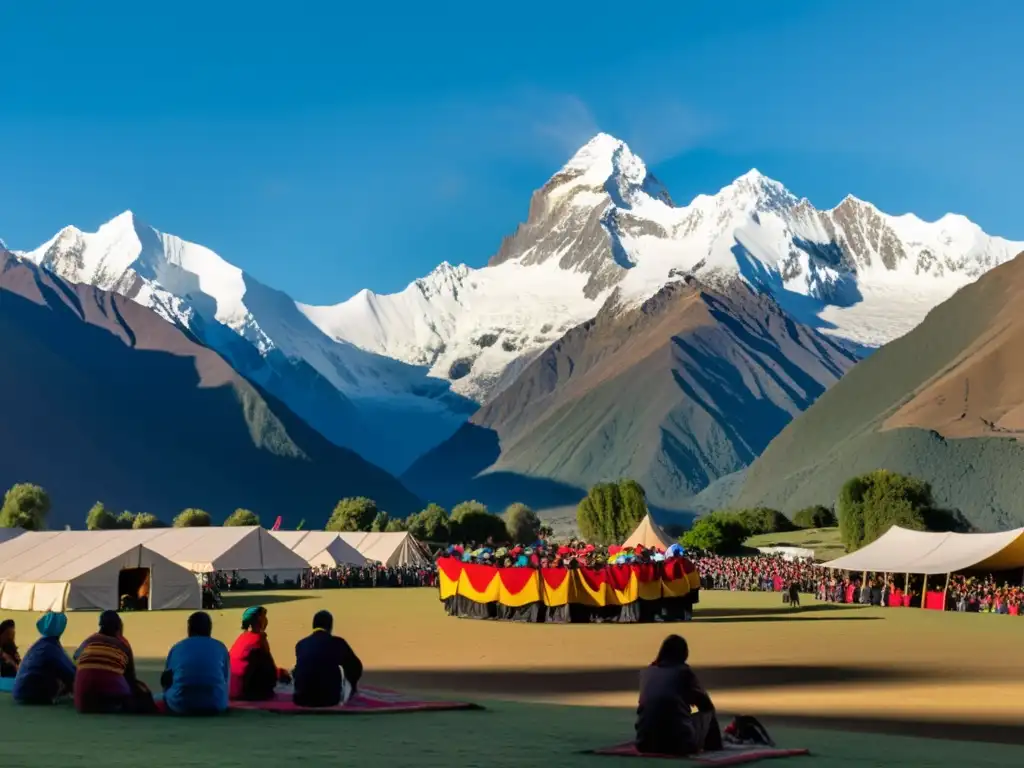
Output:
top-left (161, 611), bottom-right (230, 715)
top-left (229, 606), bottom-right (291, 701)
top-left (0, 619), bottom-right (20, 678)
top-left (292, 610), bottom-right (363, 707)
top-left (636, 635), bottom-right (722, 756)
top-left (74, 611), bottom-right (155, 713)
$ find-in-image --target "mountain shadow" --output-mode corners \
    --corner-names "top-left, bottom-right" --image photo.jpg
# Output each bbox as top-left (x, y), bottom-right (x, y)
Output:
top-left (0, 249), bottom-right (421, 528)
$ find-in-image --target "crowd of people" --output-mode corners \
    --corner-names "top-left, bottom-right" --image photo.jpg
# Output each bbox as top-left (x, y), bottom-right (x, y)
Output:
top-left (299, 564), bottom-right (437, 589)
top-left (948, 575), bottom-right (1023, 614)
top-left (0, 604), bottom-right (362, 715)
top-left (691, 553), bottom-right (825, 594)
top-left (441, 540), bottom-right (689, 568)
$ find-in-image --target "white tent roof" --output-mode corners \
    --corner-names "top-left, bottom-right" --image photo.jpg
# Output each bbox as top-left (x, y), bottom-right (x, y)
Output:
top-left (823, 525), bottom-right (1024, 575)
top-left (270, 531), bottom-right (367, 567)
top-left (622, 514), bottom-right (675, 550)
top-left (336, 532), bottom-right (431, 567)
top-left (132, 526), bottom-right (308, 573)
top-left (0, 531), bottom-right (200, 611)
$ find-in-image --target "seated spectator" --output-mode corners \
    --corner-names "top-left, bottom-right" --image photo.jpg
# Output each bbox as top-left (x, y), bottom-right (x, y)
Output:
top-left (636, 635), bottom-right (722, 756)
top-left (161, 611), bottom-right (230, 715)
top-left (0, 619), bottom-right (20, 678)
top-left (229, 606), bottom-right (291, 701)
top-left (74, 610), bottom-right (155, 714)
top-left (13, 613), bottom-right (75, 704)
top-left (293, 610), bottom-right (363, 707)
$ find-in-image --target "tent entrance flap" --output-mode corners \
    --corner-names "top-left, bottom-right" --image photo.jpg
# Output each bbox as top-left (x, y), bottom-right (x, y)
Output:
top-left (118, 568), bottom-right (151, 611)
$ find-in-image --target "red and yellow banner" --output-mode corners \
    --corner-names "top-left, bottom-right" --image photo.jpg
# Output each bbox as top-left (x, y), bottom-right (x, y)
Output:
top-left (437, 557), bottom-right (699, 609)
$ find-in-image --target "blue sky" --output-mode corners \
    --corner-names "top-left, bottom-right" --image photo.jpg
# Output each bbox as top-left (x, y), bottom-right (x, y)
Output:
top-left (1, 2), bottom-right (1020, 303)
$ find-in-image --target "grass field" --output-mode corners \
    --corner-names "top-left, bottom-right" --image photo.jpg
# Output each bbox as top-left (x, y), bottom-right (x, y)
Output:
top-left (745, 527), bottom-right (847, 561)
top-left (2, 588), bottom-right (1023, 767)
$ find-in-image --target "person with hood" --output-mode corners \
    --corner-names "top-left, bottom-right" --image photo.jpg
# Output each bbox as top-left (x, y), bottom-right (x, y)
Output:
top-left (636, 635), bottom-right (722, 756)
top-left (0, 619), bottom-right (20, 678)
top-left (229, 606), bottom-right (291, 701)
top-left (74, 610), bottom-right (154, 713)
top-left (292, 610), bottom-right (363, 707)
top-left (12, 613), bottom-right (76, 704)
top-left (161, 611), bottom-right (230, 715)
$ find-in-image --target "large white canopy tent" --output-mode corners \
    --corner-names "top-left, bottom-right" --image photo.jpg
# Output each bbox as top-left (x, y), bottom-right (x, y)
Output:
top-left (0, 531), bottom-right (200, 611)
top-left (270, 531), bottom-right (367, 567)
top-left (823, 526), bottom-right (1024, 575)
top-left (337, 531), bottom-right (431, 567)
top-left (622, 514), bottom-right (675, 550)
top-left (135, 526), bottom-right (309, 583)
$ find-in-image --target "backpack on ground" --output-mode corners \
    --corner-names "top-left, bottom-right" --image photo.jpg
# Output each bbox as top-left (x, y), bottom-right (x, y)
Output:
top-left (723, 716), bottom-right (775, 747)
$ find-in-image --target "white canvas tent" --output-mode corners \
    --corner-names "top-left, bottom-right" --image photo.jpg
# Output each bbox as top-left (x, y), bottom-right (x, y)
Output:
top-left (622, 514), bottom-right (675, 550)
top-left (823, 525), bottom-right (1024, 575)
top-left (337, 532), bottom-right (431, 567)
top-left (0, 531), bottom-right (200, 611)
top-left (135, 526), bottom-right (309, 583)
top-left (270, 531), bottom-right (367, 567)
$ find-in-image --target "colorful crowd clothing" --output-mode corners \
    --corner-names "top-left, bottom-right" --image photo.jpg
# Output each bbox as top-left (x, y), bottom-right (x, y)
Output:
top-left (162, 635), bottom-right (230, 715)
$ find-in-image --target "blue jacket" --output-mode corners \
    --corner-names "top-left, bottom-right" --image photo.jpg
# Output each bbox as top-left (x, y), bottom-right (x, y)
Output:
top-left (162, 636), bottom-right (230, 714)
top-left (13, 636), bottom-right (76, 704)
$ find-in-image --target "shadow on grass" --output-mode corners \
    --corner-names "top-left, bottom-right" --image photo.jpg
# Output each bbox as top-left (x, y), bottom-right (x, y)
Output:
top-left (766, 713), bottom-right (1024, 747)
top-left (700, 615), bottom-right (880, 624)
top-left (694, 604), bottom-right (865, 618)
top-left (218, 592), bottom-right (317, 609)
top-left (364, 663), bottom-right (990, 697)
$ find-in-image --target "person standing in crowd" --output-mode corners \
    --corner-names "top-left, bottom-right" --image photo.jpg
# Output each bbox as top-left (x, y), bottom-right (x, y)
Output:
top-left (292, 609), bottom-right (363, 707)
top-left (12, 612), bottom-right (76, 704)
top-left (161, 611), bottom-right (230, 715)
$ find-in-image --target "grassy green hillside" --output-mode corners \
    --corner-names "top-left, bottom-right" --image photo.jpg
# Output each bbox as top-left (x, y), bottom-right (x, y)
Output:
top-left (735, 255), bottom-right (1024, 531)
top-left (746, 527), bottom-right (846, 561)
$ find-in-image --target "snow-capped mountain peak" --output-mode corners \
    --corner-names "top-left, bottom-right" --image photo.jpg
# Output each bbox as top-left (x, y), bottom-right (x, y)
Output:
top-left (12, 133), bottom-right (1023, 474)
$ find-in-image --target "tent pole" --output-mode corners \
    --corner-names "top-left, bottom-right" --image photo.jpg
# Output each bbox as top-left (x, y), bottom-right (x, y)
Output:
top-left (921, 573), bottom-right (928, 609)
top-left (942, 571), bottom-right (951, 613)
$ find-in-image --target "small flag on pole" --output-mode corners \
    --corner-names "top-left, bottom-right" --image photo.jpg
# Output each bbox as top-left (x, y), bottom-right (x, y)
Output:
top-left (271, 516), bottom-right (282, 531)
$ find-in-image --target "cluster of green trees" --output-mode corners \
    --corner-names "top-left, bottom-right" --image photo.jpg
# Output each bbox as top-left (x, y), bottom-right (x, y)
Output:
top-left (680, 507), bottom-right (810, 553)
top-left (680, 470), bottom-right (970, 555)
top-left (325, 497), bottom-right (551, 545)
top-left (0, 483), bottom-right (263, 531)
top-left (575, 479), bottom-right (649, 544)
top-left (837, 470), bottom-right (969, 550)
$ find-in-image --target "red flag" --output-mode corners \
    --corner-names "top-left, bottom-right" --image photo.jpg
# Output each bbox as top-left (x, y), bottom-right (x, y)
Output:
top-left (271, 515), bottom-right (282, 531)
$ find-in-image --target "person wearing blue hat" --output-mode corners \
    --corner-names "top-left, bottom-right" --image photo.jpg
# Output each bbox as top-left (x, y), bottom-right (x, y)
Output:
top-left (12, 612), bottom-right (76, 705)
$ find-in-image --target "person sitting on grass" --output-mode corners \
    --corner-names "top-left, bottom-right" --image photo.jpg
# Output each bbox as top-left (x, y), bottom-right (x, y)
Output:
top-left (229, 606), bottom-right (291, 701)
top-left (161, 611), bottom-right (230, 715)
top-left (73, 610), bottom-right (155, 714)
top-left (292, 610), bottom-right (363, 707)
top-left (0, 619), bottom-right (20, 678)
top-left (12, 612), bottom-right (76, 705)
top-left (636, 634), bottom-right (722, 756)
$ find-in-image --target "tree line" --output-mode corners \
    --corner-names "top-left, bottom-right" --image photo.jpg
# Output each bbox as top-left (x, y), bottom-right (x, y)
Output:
top-left (324, 497), bottom-right (552, 545)
top-left (0, 482), bottom-right (556, 544)
top-left (679, 469), bottom-right (972, 554)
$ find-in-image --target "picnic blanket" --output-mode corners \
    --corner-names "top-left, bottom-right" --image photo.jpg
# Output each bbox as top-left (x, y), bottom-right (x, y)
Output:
top-left (155, 684), bottom-right (481, 715)
top-left (2, 677), bottom-right (480, 715)
top-left (587, 742), bottom-right (810, 766)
